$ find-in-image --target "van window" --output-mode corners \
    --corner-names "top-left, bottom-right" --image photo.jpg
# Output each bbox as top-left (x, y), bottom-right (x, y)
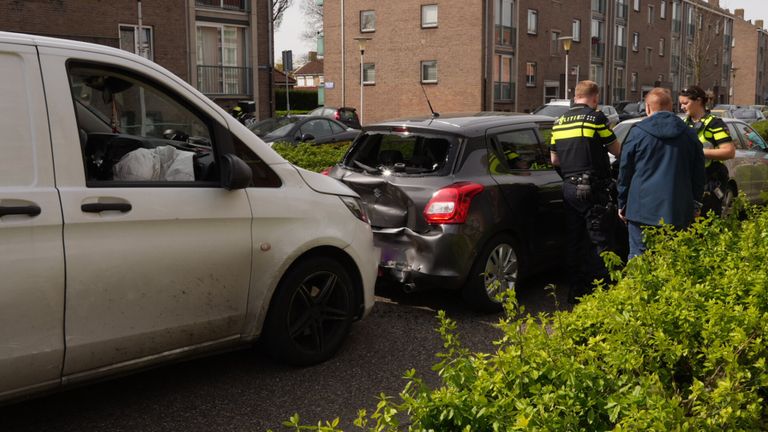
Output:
top-left (68, 63), bottom-right (217, 185)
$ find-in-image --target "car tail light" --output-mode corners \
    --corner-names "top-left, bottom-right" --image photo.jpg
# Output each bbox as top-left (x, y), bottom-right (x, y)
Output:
top-left (423, 182), bottom-right (485, 224)
top-left (334, 112), bottom-right (341, 121)
top-left (320, 166), bottom-right (332, 176)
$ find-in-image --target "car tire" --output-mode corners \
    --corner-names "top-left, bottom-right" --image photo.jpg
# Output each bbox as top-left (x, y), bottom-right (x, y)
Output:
top-left (263, 257), bottom-right (355, 366)
top-left (462, 234), bottom-right (524, 313)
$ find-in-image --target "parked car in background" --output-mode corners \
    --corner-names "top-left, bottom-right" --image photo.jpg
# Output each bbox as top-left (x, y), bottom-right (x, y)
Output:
top-left (309, 106), bottom-right (362, 129)
top-left (616, 101), bottom-right (647, 122)
top-left (0, 31), bottom-right (378, 403)
top-left (710, 109), bottom-right (735, 119)
top-left (257, 116), bottom-right (360, 145)
top-left (713, 104), bottom-right (739, 111)
top-left (731, 108), bottom-right (766, 125)
top-left (614, 117), bottom-right (768, 213)
top-left (532, 100), bottom-right (619, 127)
top-left (329, 113), bottom-right (571, 312)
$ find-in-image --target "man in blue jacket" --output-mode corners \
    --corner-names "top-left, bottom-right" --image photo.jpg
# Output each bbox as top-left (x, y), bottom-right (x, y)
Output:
top-left (617, 88), bottom-right (705, 258)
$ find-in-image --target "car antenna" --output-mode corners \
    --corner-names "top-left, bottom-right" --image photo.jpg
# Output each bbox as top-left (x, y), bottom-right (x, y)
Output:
top-left (421, 84), bottom-right (440, 118)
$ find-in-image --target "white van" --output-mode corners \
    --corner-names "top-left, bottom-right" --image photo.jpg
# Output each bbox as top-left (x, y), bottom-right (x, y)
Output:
top-left (0, 32), bottom-right (377, 402)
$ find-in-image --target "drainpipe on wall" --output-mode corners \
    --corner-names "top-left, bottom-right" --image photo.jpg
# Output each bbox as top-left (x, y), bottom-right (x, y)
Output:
top-left (268, 0), bottom-right (275, 117)
top-left (341, 0), bottom-right (345, 106)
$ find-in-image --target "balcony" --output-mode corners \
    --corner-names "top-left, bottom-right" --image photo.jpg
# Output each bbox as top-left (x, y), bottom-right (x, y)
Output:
top-left (672, 19), bottom-right (681, 33)
top-left (195, 0), bottom-right (248, 12)
top-left (494, 81), bottom-right (515, 102)
top-left (615, 45), bottom-right (627, 62)
top-left (591, 40), bottom-right (605, 58)
top-left (197, 65), bottom-right (252, 96)
top-left (495, 25), bottom-right (517, 47)
top-left (672, 55), bottom-right (680, 70)
top-left (613, 88), bottom-right (626, 101)
top-left (616, 3), bottom-right (628, 19)
top-left (687, 24), bottom-right (695, 36)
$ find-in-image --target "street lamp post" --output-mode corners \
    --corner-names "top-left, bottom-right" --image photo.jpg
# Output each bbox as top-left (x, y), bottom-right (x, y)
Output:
top-left (558, 36), bottom-right (574, 99)
top-left (353, 37), bottom-right (371, 125)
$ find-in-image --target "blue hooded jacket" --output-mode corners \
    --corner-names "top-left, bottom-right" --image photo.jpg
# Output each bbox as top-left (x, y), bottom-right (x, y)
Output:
top-left (617, 111), bottom-right (705, 228)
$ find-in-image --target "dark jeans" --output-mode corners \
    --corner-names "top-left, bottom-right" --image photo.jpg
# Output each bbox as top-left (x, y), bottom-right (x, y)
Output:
top-left (628, 220), bottom-right (648, 259)
top-left (563, 182), bottom-right (614, 301)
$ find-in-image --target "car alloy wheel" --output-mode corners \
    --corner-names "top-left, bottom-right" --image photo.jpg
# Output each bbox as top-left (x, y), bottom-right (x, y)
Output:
top-left (483, 243), bottom-right (519, 301)
top-left (264, 257), bottom-right (355, 365)
top-left (286, 270), bottom-right (351, 354)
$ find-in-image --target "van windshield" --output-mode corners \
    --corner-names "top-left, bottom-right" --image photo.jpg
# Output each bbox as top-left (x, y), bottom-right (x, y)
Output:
top-left (343, 132), bottom-right (454, 175)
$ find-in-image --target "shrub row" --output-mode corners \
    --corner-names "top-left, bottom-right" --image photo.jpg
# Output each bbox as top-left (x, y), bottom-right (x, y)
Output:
top-left (285, 204), bottom-right (768, 431)
top-left (751, 119), bottom-right (768, 142)
top-left (275, 89), bottom-right (320, 111)
top-left (271, 142), bottom-right (351, 173)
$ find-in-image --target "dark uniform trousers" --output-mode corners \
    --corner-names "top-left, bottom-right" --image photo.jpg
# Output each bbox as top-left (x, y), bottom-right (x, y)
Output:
top-left (562, 180), bottom-right (614, 300)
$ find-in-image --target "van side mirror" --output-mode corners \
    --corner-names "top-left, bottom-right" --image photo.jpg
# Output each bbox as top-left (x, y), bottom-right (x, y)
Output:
top-left (220, 154), bottom-right (252, 190)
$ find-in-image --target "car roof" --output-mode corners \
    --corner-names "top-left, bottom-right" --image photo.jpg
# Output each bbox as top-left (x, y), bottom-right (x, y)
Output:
top-left (366, 112), bottom-right (554, 137)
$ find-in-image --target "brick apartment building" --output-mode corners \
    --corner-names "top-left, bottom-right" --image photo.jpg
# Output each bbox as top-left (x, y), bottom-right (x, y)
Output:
top-left (0, 0), bottom-right (274, 119)
top-left (323, 0), bottom-right (743, 124)
top-left (732, 9), bottom-right (768, 105)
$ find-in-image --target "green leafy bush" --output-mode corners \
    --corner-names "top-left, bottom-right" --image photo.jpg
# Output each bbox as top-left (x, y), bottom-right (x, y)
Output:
top-left (275, 89), bottom-right (319, 111)
top-left (751, 120), bottom-right (768, 141)
top-left (276, 110), bottom-right (311, 117)
top-left (272, 142), bottom-right (351, 173)
top-left (285, 205), bottom-right (768, 431)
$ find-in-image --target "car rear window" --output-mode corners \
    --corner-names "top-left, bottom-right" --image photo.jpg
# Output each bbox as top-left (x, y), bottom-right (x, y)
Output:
top-left (343, 131), bottom-right (454, 175)
top-left (532, 105), bottom-right (570, 118)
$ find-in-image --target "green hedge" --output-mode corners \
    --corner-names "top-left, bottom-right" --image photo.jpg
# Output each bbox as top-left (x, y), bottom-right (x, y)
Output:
top-left (751, 120), bottom-right (768, 141)
top-left (285, 204), bottom-right (768, 431)
top-left (276, 110), bottom-right (311, 117)
top-left (275, 89), bottom-right (319, 111)
top-left (272, 142), bottom-right (351, 173)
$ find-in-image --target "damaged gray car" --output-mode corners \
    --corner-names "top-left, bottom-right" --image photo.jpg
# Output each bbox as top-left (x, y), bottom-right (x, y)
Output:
top-left (328, 113), bottom-right (565, 312)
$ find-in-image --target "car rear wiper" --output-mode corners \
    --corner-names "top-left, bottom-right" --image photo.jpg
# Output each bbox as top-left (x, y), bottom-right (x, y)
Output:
top-left (354, 160), bottom-right (381, 174)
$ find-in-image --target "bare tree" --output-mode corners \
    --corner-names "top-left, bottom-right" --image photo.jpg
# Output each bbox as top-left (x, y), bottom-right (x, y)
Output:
top-left (272, 0), bottom-right (293, 29)
top-left (300, 0), bottom-right (323, 42)
top-left (686, 10), bottom-right (721, 87)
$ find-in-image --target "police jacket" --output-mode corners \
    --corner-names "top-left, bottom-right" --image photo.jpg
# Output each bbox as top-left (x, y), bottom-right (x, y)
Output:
top-left (550, 104), bottom-right (617, 179)
top-left (684, 113), bottom-right (732, 167)
top-left (617, 111), bottom-right (705, 228)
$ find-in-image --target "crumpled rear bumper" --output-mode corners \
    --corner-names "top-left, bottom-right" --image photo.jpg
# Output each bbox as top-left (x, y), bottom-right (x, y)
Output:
top-left (373, 225), bottom-right (479, 291)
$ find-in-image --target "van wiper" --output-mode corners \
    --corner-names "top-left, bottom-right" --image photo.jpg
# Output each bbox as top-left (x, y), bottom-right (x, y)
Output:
top-left (354, 160), bottom-right (381, 174)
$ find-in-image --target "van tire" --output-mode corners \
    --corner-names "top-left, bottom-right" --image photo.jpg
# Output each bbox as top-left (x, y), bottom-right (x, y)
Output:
top-left (462, 234), bottom-right (524, 313)
top-left (263, 257), bottom-right (355, 366)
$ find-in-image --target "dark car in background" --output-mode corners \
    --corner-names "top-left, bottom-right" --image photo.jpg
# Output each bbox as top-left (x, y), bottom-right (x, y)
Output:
top-left (614, 117), bottom-right (768, 213)
top-left (731, 108), bottom-right (766, 125)
top-left (328, 113), bottom-right (565, 311)
top-left (251, 116), bottom-right (360, 145)
top-left (309, 106), bottom-right (362, 129)
top-left (532, 100), bottom-right (619, 127)
top-left (616, 101), bottom-right (646, 122)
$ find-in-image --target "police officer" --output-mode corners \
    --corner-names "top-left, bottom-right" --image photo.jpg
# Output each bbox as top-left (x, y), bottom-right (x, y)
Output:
top-left (678, 85), bottom-right (735, 215)
top-left (550, 80), bottom-right (621, 303)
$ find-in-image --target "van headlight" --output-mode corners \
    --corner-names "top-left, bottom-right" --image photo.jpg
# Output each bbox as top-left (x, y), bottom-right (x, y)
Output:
top-left (339, 196), bottom-right (369, 224)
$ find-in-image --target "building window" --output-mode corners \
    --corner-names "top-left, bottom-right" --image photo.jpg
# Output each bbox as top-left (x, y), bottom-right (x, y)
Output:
top-left (631, 71), bottom-right (638, 92)
top-left (591, 19), bottom-right (605, 57)
top-left (616, 25), bottom-right (627, 61)
top-left (196, 24), bottom-right (248, 95)
top-left (659, 37), bottom-right (665, 56)
top-left (614, 67), bottom-right (625, 101)
top-left (527, 9), bottom-right (538, 35)
top-left (494, 0), bottom-right (515, 46)
top-left (716, 20), bottom-right (720, 34)
top-left (633, 0), bottom-right (640, 12)
top-left (632, 32), bottom-right (639, 52)
top-left (526, 62), bottom-right (537, 87)
top-left (360, 10), bottom-right (375, 33)
top-left (660, 0), bottom-right (666, 19)
top-left (421, 4), bottom-right (438, 28)
top-left (648, 5), bottom-right (654, 25)
top-left (421, 60), bottom-right (437, 83)
top-left (551, 31), bottom-right (561, 56)
top-left (645, 47), bottom-right (653, 67)
top-left (494, 54), bottom-right (515, 101)
top-left (119, 25), bottom-right (153, 60)
top-left (573, 19), bottom-right (581, 42)
top-left (362, 63), bottom-right (376, 84)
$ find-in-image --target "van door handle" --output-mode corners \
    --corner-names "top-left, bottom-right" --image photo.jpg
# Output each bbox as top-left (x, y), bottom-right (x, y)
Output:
top-left (0, 205), bottom-right (42, 217)
top-left (81, 203), bottom-right (132, 213)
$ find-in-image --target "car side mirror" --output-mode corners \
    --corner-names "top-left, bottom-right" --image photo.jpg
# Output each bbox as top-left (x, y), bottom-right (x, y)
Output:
top-left (301, 133), bottom-right (316, 142)
top-left (220, 154), bottom-right (252, 190)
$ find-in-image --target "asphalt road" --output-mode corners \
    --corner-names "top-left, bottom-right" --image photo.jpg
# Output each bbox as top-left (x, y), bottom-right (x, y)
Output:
top-left (0, 275), bottom-right (568, 432)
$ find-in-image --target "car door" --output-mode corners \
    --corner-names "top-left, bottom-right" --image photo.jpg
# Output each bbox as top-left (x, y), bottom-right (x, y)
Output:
top-left (728, 121), bottom-right (768, 203)
top-left (39, 50), bottom-right (253, 378)
top-left (0, 41), bottom-right (65, 399)
top-left (301, 119), bottom-right (334, 143)
top-left (486, 123), bottom-right (564, 259)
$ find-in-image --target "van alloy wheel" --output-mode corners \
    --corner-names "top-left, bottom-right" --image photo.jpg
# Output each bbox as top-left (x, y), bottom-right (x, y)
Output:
top-left (286, 271), bottom-right (351, 354)
top-left (483, 243), bottom-right (519, 300)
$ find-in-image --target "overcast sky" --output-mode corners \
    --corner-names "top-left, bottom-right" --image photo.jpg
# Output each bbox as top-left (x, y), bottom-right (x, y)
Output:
top-left (274, 0), bottom-right (768, 62)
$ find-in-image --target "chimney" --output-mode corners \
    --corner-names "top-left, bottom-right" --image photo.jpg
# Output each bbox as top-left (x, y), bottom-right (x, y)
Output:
top-left (735, 8), bottom-right (745, 19)
top-left (757, 20), bottom-right (765, 29)
top-left (710, 0), bottom-right (719, 8)
top-left (308, 51), bottom-right (318, 62)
